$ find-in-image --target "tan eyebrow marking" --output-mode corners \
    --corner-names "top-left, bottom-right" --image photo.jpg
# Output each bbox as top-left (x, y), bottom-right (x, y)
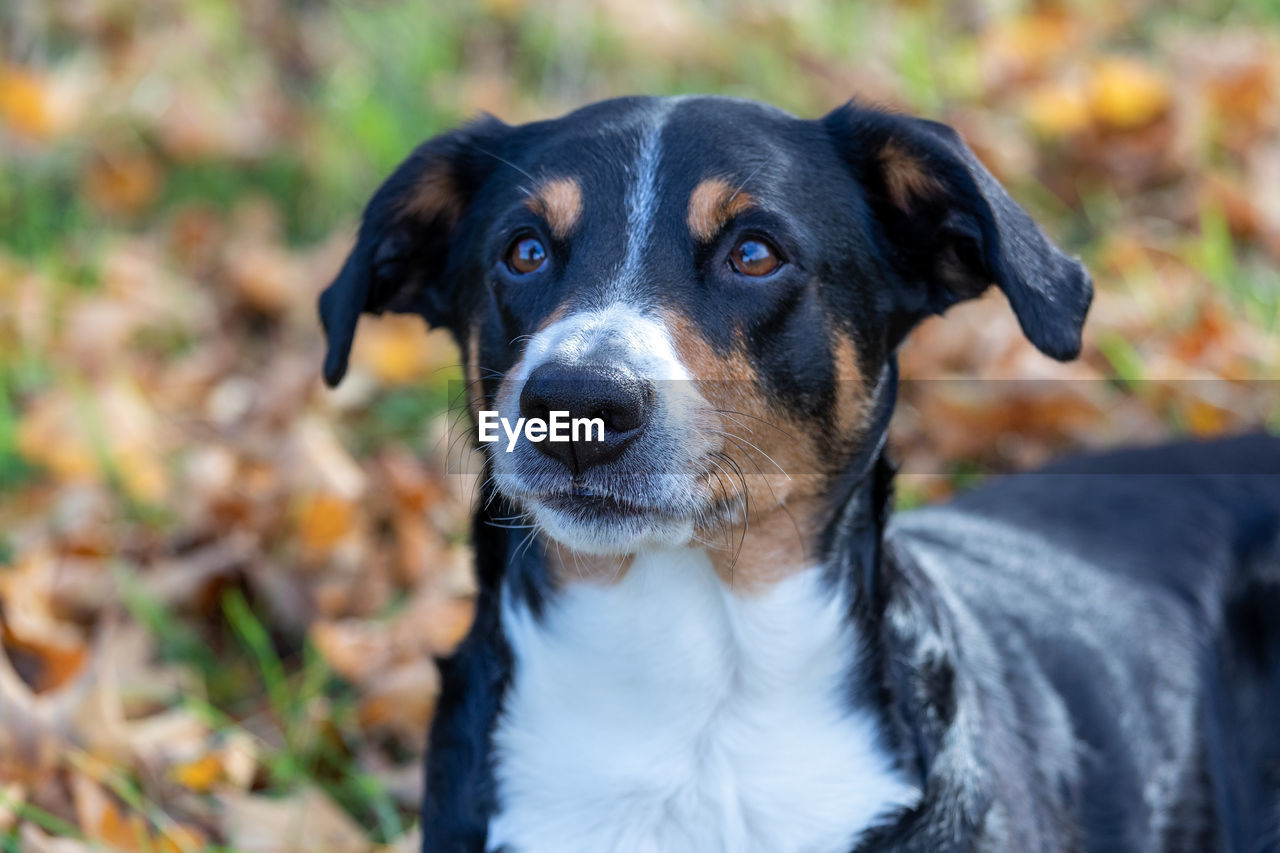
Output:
top-left (879, 141), bottom-right (943, 213)
top-left (687, 177), bottom-right (757, 242)
top-left (524, 177), bottom-right (583, 239)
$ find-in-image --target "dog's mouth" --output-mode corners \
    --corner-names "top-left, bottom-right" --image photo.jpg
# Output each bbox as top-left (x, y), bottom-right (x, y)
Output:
top-left (537, 489), bottom-right (680, 523)
top-left (504, 481), bottom-right (703, 554)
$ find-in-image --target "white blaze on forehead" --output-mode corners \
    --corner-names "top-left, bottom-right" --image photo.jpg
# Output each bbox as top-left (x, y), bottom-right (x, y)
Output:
top-left (618, 108), bottom-right (668, 289)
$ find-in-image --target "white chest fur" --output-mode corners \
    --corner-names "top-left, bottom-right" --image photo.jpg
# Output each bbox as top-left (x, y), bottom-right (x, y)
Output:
top-left (486, 548), bottom-right (919, 853)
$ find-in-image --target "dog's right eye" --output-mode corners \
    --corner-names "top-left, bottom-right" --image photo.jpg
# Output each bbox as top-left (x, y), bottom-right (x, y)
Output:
top-left (728, 238), bottom-right (781, 277)
top-left (507, 235), bottom-right (547, 275)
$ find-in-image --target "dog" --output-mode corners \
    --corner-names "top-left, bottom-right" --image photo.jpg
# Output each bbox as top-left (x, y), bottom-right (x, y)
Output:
top-left (318, 95), bottom-right (1280, 852)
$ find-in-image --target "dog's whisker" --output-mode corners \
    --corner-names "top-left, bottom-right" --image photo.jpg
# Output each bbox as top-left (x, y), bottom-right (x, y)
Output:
top-left (708, 428), bottom-right (790, 479)
top-left (726, 153), bottom-right (775, 205)
top-left (713, 409), bottom-right (754, 437)
top-left (470, 143), bottom-right (538, 185)
top-left (712, 408), bottom-right (796, 440)
top-left (716, 451), bottom-right (751, 580)
top-left (486, 520), bottom-right (539, 530)
top-left (513, 527), bottom-right (540, 564)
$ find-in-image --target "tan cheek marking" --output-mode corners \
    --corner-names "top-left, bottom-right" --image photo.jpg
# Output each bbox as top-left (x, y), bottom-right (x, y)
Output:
top-left (524, 177), bottom-right (583, 239)
top-left (663, 309), bottom-right (755, 384)
top-left (661, 311), bottom-right (833, 589)
top-left (400, 162), bottom-right (464, 225)
top-left (465, 324), bottom-right (483, 419)
top-left (687, 177), bottom-right (756, 242)
top-left (711, 492), bottom-right (827, 593)
top-left (879, 142), bottom-right (942, 213)
top-left (833, 333), bottom-right (871, 436)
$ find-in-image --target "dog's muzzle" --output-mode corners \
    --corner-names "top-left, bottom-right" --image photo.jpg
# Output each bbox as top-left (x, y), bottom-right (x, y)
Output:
top-left (489, 304), bottom-right (714, 554)
top-left (519, 360), bottom-right (655, 475)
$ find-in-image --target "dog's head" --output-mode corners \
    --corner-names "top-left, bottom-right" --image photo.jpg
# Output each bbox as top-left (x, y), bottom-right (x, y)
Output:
top-left (320, 96), bottom-right (1090, 563)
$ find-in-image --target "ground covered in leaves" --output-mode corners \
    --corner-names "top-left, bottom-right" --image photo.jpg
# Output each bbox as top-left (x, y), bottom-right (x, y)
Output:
top-left (1, 1), bottom-right (1278, 850)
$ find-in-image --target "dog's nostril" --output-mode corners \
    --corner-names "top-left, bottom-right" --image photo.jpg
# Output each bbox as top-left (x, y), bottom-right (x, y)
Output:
top-left (517, 361), bottom-right (653, 474)
top-left (599, 401), bottom-right (643, 434)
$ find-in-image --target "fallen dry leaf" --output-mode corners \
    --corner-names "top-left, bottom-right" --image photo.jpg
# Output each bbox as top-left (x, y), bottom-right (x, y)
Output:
top-left (1088, 56), bottom-right (1172, 130)
top-left (351, 316), bottom-right (454, 386)
top-left (19, 823), bottom-right (94, 853)
top-left (84, 148), bottom-right (164, 218)
top-left (221, 787), bottom-right (371, 853)
top-left (297, 492), bottom-right (358, 555)
top-left (171, 753), bottom-right (223, 794)
top-left (357, 660), bottom-right (440, 744)
top-left (0, 65), bottom-right (82, 139)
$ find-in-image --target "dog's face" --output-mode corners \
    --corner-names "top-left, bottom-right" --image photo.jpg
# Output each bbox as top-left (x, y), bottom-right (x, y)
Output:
top-left (320, 96), bottom-right (1090, 560)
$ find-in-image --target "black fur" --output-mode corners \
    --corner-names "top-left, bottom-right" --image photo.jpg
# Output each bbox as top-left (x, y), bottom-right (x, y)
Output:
top-left (317, 95), bottom-right (1280, 852)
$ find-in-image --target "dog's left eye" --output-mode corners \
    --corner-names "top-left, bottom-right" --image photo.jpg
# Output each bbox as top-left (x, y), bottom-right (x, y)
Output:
top-left (507, 236), bottom-right (547, 275)
top-left (729, 238), bottom-right (781, 277)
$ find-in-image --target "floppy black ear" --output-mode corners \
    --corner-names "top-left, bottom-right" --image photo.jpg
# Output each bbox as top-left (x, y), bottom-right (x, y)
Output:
top-left (318, 116), bottom-right (508, 386)
top-left (823, 103), bottom-right (1092, 360)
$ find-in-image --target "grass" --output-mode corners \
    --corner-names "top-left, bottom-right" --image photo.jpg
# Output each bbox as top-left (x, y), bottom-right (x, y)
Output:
top-left (115, 568), bottom-right (414, 848)
top-left (1192, 205), bottom-right (1280, 332)
top-left (0, 368), bottom-right (37, 493)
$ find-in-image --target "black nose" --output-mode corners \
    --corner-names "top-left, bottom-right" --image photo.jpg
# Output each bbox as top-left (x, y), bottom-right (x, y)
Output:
top-left (518, 361), bottom-right (653, 474)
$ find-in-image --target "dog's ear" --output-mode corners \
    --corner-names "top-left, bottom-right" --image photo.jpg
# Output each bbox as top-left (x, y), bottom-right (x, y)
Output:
top-left (318, 116), bottom-right (508, 386)
top-left (823, 103), bottom-right (1092, 360)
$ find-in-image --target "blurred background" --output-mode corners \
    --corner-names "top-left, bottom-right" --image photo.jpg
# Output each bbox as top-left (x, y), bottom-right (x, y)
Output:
top-left (1, 1), bottom-right (1277, 850)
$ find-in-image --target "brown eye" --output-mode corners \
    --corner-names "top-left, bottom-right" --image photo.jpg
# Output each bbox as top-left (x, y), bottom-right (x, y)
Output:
top-left (729, 238), bottom-right (780, 277)
top-left (507, 236), bottom-right (547, 274)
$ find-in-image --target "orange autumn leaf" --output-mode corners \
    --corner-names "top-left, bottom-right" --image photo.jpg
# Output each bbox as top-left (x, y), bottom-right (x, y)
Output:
top-left (0, 67), bottom-right (76, 140)
top-left (1, 621), bottom-right (88, 694)
top-left (71, 773), bottom-right (151, 853)
top-left (16, 385), bottom-right (172, 502)
top-left (95, 807), bottom-right (153, 853)
top-left (353, 315), bottom-right (433, 384)
top-left (1024, 80), bottom-right (1091, 138)
top-left (171, 752), bottom-right (223, 793)
top-left (297, 492), bottom-right (357, 553)
top-left (351, 315), bottom-right (460, 386)
top-left (16, 394), bottom-right (98, 483)
top-left (155, 825), bottom-right (209, 853)
top-left (0, 550), bottom-right (90, 694)
top-left (1184, 398), bottom-right (1231, 436)
top-left (980, 9), bottom-right (1077, 84)
top-left (84, 149), bottom-right (164, 218)
top-left (1088, 57), bottom-right (1171, 130)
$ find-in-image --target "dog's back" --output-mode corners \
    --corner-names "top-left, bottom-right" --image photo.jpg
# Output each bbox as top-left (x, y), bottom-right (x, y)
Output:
top-left (891, 433), bottom-right (1280, 851)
